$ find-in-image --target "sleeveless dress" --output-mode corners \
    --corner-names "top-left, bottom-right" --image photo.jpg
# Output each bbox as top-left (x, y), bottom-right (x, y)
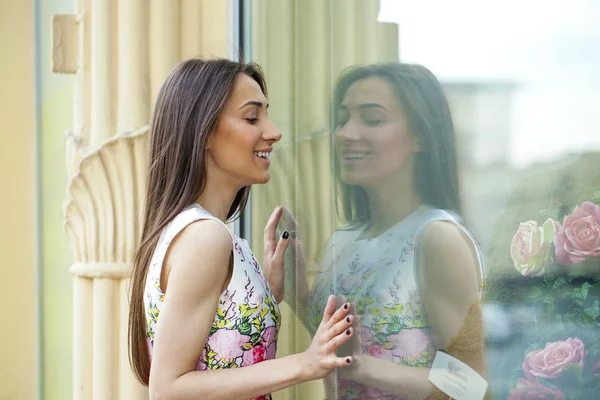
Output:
top-left (144, 204), bottom-right (280, 400)
top-left (306, 205), bottom-right (485, 400)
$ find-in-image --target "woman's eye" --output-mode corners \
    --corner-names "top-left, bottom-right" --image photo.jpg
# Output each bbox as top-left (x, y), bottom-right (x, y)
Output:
top-left (364, 119), bottom-right (382, 127)
top-left (245, 118), bottom-right (259, 125)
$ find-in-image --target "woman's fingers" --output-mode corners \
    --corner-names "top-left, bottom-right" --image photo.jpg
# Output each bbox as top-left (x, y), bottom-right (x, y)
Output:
top-left (322, 301), bottom-right (351, 330)
top-left (333, 355), bottom-right (354, 368)
top-left (264, 206), bottom-right (283, 252)
top-left (328, 313), bottom-right (353, 339)
top-left (320, 295), bottom-right (337, 325)
top-left (272, 230), bottom-right (290, 263)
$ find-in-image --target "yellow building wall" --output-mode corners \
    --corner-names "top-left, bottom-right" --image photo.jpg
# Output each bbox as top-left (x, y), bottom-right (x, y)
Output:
top-left (0, 0), bottom-right (38, 398)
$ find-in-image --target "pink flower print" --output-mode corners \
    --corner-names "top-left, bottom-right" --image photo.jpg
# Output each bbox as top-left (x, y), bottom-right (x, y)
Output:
top-left (194, 347), bottom-right (208, 371)
top-left (367, 344), bottom-right (393, 359)
top-left (242, 345), bottom-right (266, 366)
top-left (262, 326), bottom-right (278, 360)
top-left (207, 329), bottom-right (250, 361)
top-left (387, 329), bottom-right (433, 360)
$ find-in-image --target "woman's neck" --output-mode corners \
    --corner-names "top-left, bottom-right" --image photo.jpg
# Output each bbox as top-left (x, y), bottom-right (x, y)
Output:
top-left (194, 177), bottom-right (243, 222)
top-left (361, 178), bottom-right (424, 238)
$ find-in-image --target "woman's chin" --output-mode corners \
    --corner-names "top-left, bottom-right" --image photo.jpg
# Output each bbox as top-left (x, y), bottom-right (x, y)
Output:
top-left (253, 172), bottom-right (271, 185)
top-left (341, 172), bottom-right (367, 186)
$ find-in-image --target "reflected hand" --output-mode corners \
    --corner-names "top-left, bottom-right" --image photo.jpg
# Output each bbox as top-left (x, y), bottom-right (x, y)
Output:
top-left (277, 208), bottom-right (309, 308)
top-left (336, 300), bottom-right (365, 381)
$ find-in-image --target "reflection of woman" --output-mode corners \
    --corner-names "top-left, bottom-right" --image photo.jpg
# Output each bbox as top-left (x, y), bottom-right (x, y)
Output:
top-left (305, 63), bottom-right (487, 399)
top-left (127, 59), bottom-right (355, 400)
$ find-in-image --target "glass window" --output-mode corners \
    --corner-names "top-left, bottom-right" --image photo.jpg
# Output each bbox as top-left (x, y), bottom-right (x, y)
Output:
top-left (246, 1), bottom-right (600, 399)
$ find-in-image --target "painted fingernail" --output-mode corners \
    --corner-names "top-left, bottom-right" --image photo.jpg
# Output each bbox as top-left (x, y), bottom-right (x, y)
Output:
top-left (346, 316), bottom-right (351, 323)
top-left (344, 303), bottom-right (348, 310)
top-left (282, 231), bottom-right (289, 239)
top-left (346, 358), bottom-right (352, 364)
top-left (346, 329), bottom-right (351, 335)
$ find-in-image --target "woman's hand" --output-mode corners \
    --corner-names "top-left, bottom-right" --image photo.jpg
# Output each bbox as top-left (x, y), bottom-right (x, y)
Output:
top-left (300, 295), bottom-right (355, 380)
top-left (262, 206), bottom-right (291, 303)
top-left (263, 206), bottom-right (310, 306)
top-left (336, 300), bottom-right (365, 382)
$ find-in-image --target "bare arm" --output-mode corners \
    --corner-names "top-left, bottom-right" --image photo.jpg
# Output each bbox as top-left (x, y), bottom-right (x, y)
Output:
top-left (149, 219), bottom-right (355, 400)
top-left (339, 221), bottom-right (483, 400)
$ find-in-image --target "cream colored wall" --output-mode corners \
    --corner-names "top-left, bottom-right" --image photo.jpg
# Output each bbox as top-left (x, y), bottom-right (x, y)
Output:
top-left (0, 0), bottom-right (38, 399)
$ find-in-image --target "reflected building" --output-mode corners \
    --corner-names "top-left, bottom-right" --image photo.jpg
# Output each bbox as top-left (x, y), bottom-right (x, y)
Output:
top-left (442, 81), bottom-right (521, 246)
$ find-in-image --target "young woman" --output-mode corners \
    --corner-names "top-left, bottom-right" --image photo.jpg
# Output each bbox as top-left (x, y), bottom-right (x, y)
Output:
top-left (302, 63), bottom-right (488, 399)
top-left (127, 58), bottom-right (355, 400)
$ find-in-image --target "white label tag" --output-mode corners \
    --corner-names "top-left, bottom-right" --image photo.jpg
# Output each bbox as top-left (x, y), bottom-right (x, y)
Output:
top-left (428, 351), bottom-right (488, 400)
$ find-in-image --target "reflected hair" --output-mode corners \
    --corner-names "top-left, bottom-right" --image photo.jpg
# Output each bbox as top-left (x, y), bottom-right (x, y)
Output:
top-left (332, 63), bottom-right (461, 225)
top-left (128, 58), bottom-right (267, 385)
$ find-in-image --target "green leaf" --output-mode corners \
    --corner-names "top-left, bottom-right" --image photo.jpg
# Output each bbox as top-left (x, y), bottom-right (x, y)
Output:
top-left (250, 333), bottom-right (261, 344)
top-left (238, 322), bottom-right (252, 336)
top-left (387, 322), bottom-right (402, 335)
top-left (584, 300), bottom-right (600, 320)
top-left (556, 363), bottom-right (585, 386)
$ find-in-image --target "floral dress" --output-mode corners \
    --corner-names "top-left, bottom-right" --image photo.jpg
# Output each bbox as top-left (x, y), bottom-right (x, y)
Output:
top-left (306, 206), bottom-right (484, 399)
top-left (144, 204), bottom-right (280, 400)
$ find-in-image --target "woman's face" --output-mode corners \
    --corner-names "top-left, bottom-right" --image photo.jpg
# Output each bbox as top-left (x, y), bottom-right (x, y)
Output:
top-left (334, 76), bottom-right (419, 186)
top-left (206, 73), bottom-right (282, 187)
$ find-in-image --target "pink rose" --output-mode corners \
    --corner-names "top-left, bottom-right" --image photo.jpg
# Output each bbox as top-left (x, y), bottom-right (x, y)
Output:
top-left (511, 219), bottom-right (558, 276)
top-left (366, 344), bottom-right (393, 359)
top-left (194, 347), bottom-right (208, 371)
top-left (242, 344), bottom-right (266, 366)
top-left (554, 201), bottom-right (600, 265)
top-left (591, 361), bottom-right (600, 376)
top-left (508, 378), bottom-right (565, 400)
top-left (522, 338), bottom-right (586, 380)
top-left (207, 329), bottom-right (250, 361)
top-left (261, 326), bottom-right (278, 360)
top-left (387, 329), bottom-right (433, 360)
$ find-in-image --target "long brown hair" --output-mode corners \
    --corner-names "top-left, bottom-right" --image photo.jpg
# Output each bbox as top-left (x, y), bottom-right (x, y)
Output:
top-left (128, 58), bottom-right (267, 385)
top-left (331, 63), bottom-right (461, 225)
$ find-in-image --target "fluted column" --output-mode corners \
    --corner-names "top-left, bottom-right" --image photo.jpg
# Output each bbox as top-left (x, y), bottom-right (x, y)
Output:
top-left (53, 0), bottom-right (228, 398)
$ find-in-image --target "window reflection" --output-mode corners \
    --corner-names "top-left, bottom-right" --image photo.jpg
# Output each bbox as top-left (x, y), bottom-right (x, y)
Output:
top-left (248, 1), bottom-right (600, 398)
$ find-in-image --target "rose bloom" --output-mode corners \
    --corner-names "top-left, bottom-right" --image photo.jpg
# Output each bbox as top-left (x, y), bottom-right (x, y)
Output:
top-left (510, 219), bottom-right (557, 276)
top-left (508, 378), bottom-right (565, 400)
top-left (522, 338), bottom-right (586, 380)
top-left (554, 201), bottom-right (600, 265)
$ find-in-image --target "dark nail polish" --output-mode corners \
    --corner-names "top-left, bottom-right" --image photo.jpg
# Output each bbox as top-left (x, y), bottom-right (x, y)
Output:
top-left (346, 358), bottom-right (351, 364)
top-left (282, 231), bottom-right (289, 239)
top-left (346, 316), bottom-right (350, 323)
top-left (344, 303), bottom-right (348, 310)
top-left (346, 329), bottom-right (351, 335)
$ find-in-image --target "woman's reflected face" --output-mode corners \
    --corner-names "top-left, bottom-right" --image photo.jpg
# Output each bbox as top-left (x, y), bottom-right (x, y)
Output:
top-left (335, 76), bottom-right (419, 186)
